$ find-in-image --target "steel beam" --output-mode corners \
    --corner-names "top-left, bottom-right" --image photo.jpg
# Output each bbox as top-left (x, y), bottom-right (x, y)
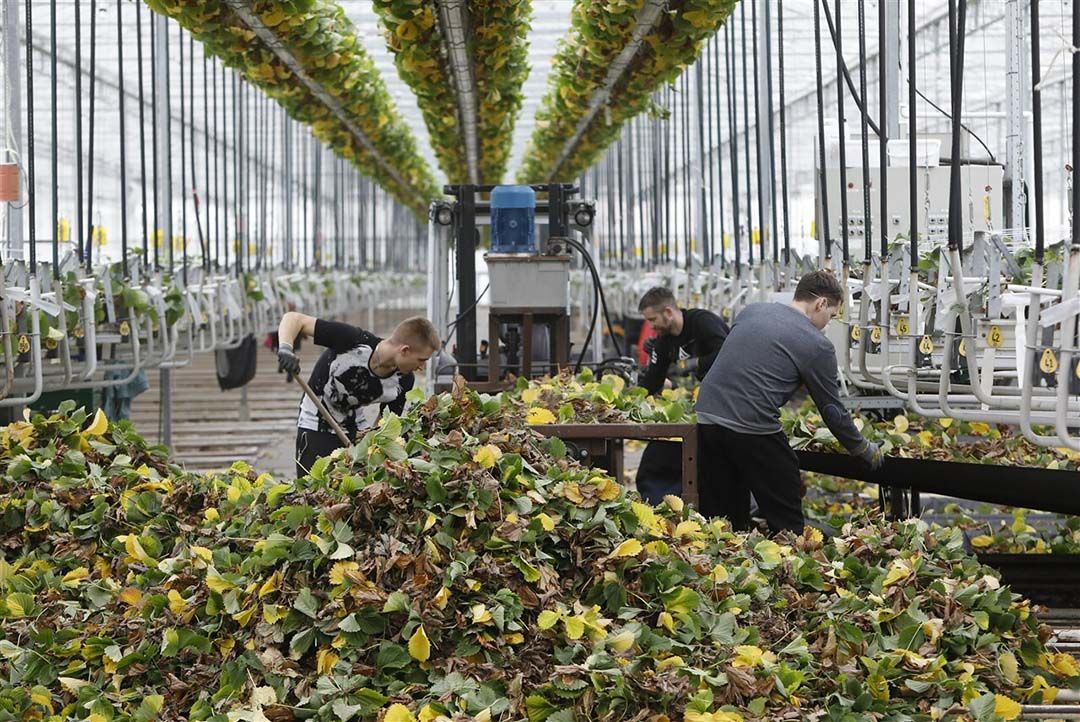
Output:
top-left (435, 0), bottom-right (479, 184)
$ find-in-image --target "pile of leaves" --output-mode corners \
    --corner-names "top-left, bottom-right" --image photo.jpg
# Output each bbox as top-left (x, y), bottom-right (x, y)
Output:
top-left (144, 0), bottom-right (439, 216)
top-left (518, 0), bottom-right (736, 183)
top-left (502, 369), bottom-right (696, 425)
top-left (783, 403), bottom-right (1080, 471)
top-left (4, 392), bottom-right (1080, 721)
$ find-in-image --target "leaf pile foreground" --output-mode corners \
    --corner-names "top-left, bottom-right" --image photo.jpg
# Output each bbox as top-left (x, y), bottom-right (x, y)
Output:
top-left (1, 394), bottom-right (1078, 721)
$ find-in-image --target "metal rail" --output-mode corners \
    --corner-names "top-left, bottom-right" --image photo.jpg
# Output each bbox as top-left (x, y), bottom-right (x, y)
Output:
top-left (435, 0), bottom-right (479, 184)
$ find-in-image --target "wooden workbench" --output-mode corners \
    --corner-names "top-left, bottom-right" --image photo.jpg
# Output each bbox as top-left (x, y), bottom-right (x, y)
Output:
top-left (531, 422), bottom-right (699, 506)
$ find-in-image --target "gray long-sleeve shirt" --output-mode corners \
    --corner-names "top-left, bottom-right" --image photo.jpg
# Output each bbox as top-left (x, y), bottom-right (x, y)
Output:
top-left (695, 302), bottom-right (869, 454)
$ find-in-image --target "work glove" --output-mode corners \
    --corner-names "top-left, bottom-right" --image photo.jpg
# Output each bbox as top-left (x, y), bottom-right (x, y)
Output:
top-left (855, 440), bottom-right (884, 470)
top-left (642, 337), bottom-right (657, 357)
top-left (277, 342), bottom-right (300, 381)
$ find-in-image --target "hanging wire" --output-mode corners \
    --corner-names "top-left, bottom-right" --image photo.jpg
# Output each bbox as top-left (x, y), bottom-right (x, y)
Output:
top-left (150, 13), bottom-right (160, 271)
top-left (814, 0), bottom-right (832, 263)
top-left (136, 1), bottom-right (150, 269)
top-left (117, 0), bottom-right (129, 277)
top-left (178, 24), bottom-right (187, 281)
top-left (212, 58), bottom-right (220, 269)
top-left (764, 0), bottom-right (779, 266)
top-left (909, 0), bottom-right (919, 271)
top-left (705, 40), bottom-right (716, 266)
top-left (751, 0), bottom-right (766, 265)
top-left (23, 0), bottom-right (36, 271)
top-left (834, 0), bottom-right (851, 265)
top-left (857, 0), bottom-right (873, 265)
top-left (75, 0), bottom-right (85, 264)
top-left (726, 21), bottom-right (742, 275)
top-left (946, 0), bottom-right (967, 252)
top-left (778, 0), bottom-right (790, 267)
top-left (712, 34), bottom-right (726, 270)
top-left (188, 36), bottom-right (207, 273)
top-left (739, 4), bottom-right (753, 267)
top-left (1032, 0), bottom-right (1046, 263)
top-left (878, 0), bottom-right (889, 259)
top-left (84, 0), bottom-right (97, 272)
top-left (1073, 0), bottom-right (1079, 248)
top-left (682, 73), bottom-right (691, 268)
top-left (202, 49), bottom-right (210, 272)
top-left (50, 0), bottom-right (59, 276)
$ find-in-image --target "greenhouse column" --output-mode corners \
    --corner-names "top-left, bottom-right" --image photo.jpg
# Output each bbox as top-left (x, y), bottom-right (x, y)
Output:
top-left (3, 0), bottom-right (25, 261)
top-left (153, 11), bottom-right (174, 448)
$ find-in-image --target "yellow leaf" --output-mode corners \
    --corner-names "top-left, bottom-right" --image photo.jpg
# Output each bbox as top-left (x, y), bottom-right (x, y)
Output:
top-left (656, 655), bottom-right (685, 669)
top-left (536, 512), bottom-right (556, 532)
top-left (608, 629), bottom-right (636, 653)
top-left (423, 512), bottom-right (438, 531)
top-left (526, 407), bottom-right (557, 425)
top-left (124, 534), bottom-right (154, 564)
top-left (663, 495), bottom-right (684, 512)
top-left (384, 703), bottom-right (417, 722)
top-left (674, 520), bottom-right (702, 539)
top-left (204, 507), bottom-right (220, 522)
top-left (521, 387), bottom-right (541, 404)
top-left (205, 568), bottom-right (236, 594)
top-left (732, 645), bottom-right (765, 668)
top-left (562, 615), bottom-right (585, 640)
top-left (260, 570), bottom-right (283, 597)
top-left (883, 560), bottom-right (912, 587)
top-left (994, 695), bottom-right (1022, 721)
top-left (418, 705), bottom-right (440, 722)
top-left (970, 535), bottom-right (994, 549)
top-left (61, 567), bottom-right (90, 587)
top-left (316, 648), bottom-right (339, 675)
top-left (939, 417), bottom-right (954, 428)
top-left (612, 539), bottom-right (643, 558)
top-left (119, 587), bottom-right (143, 606)
top-left (969, 421), bottom-right (991, 436)
top-left (29, 688), bottom-right (52, 711)
top-left (917, 430), bottom-right (934, 447)
top-left (709, 564), bottom-right (730, 583)
top-left (262, 604), bottom-right (286, 623)
top-left (409, 625), bottom-right (431, 662)
top-left (89, 714), bottom-right (108, 722)
top-left (190, 546), bottom-right (213, 563)
top-left (893, 415), bottom-right (910, 433)
top-left (594, 477), bottom-right (620, 501)
top-left (167, 589), bottom-right (187, 615)
top-left (473, 444), bottom-right (503, 469)
top-left (232, 606), bottom-right (256, 627)
top-left (432, 586), bottom-right (451, 610)
top-left (563, 482), bottom-right (585, 504)
top-left (658, 611), bottom-right (676, 632)
top-left (472, 604), bottom-right (493, 624)
top-left (329, 562), bottom-right (360, 586)
top-left (85, 408), bottom-right (109, 436)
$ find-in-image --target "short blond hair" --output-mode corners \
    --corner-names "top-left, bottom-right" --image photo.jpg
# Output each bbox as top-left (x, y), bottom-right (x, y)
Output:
top-left (391, 316), bottom-right (440, 351)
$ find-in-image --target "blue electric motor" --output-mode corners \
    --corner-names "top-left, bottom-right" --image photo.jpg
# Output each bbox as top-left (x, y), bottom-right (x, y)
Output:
top-left (490, 185), bottom-right (536, 254)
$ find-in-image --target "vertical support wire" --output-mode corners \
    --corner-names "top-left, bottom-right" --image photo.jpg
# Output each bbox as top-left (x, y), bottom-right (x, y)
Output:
top-left (764, 0), bottom-right (779, 267)
top-left (1031, 0), bottom-right (1045, 262)
top-left (778, 0), bottom-right (791, 268)
top-left (835, 0), bottom-right (850, 265)
top-left (751, 0), bottom-right (766, 265)
top-left (706, 38), bottom-right (716, 267)
top-left (726, 22), bottom-right (742, 276)
top-left (50, 0), bottom-right (58, 276)
top-left (137, 1), bottom-right (150, 270)
top-left (75, 0), bottom-right (84, 264)
top-left (857, 0), bottom-right (873, 265)
top-left (878, 0), bottom-right (889, 259)
top-left (118, 0), bottom-right (129, 277)
top-left (740, 4), bottom-right (754, 267)
top-left (713, 33), bottom-right (726, 270)
top-left (814, 0), bottom-right (832, 264)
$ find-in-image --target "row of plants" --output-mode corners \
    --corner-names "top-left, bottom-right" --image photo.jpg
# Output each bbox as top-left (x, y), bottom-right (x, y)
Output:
top-left (517, 0), bottom-right (736, 184)
top-left (372, 1), bottom-right (531, 184)
top-left (143, 0), bottom-right (440, 216)
top-left (504, 368), bottom-right (696, 425)
top-left (2, 387), bottom-right (1079, 720)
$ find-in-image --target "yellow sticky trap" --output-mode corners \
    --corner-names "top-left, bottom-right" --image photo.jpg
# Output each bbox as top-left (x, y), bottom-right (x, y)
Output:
top-left (751, 228), bottom-right (760, 245)
top-left (154, 229), bottom-right (165, 250)
top-left (58, 218), bottom-right (70, 242)
top-left (919, 335), bottom-right (934, 355)
top-left (92, 226), bottom-right (108, 247)
top-left (895, 315), bottom-right (910, 336)
top-left (987, 325), bottom-right (1004, 348)
top-left (1040, 348), bottom-right (1059, 375)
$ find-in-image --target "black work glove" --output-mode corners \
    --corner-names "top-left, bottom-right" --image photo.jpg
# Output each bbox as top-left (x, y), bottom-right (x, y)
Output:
top-left (855, 440), bottom-right (884, 470)
top-left (642, 337), bottom-right (656, 357)
top-left (277, 342), bottom-right (300, 381)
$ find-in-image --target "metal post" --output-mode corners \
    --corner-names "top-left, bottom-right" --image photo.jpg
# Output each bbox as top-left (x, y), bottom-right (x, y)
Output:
top-left (153, 13), bottom-right (173, 447)
top-left (455, 187), bottom-right (477, 380)
top-left (3, 0), bottom-right (25, 260)
top-left (1004, 0), bottom-right (1027, 233)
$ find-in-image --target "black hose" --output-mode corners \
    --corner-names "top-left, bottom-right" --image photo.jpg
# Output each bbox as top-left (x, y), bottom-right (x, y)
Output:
top-left (946, 0), bottom-right (967, 253)
top-left (764, 0), bottom-right (779, 266)
top-left (50, 0), bottom-right (58, 276)
top-left (739, 4), bottom-right (753, 267)
top-left (878, 0), bottom-right (889, 258)
top-left (24, 0), bottom-right (35, 271)
top-left (813, 0), bottom-right (831, 262)
top-left (835, 0), bottom-right (850, 264)
top-left (857, 0), bottom-right (872, 264)
top-left (819, 0), bottom-right (883, 139)
top-left (751, 0), bottom-right (766, 264)
top-left (909, 0), bottom-right (919, 271)
top-left (1072, 0), bottom-right (1078, 250)
top-left (178, 25), bottom-right (186, 281)
top-left (137, 1), bottom-right (149, 270)
top-left (726, 23), bottom-right (741, 275)
top-left (75, 0), bottom-right (84, 264)
top-left (713, 33), bottom-right (727, 270)
top-left (778, 0), bottom-right (790, 266)
top-left (575, 271), bottom-right (600, 373)
top-left (565, 236), bottom-right (624, 359)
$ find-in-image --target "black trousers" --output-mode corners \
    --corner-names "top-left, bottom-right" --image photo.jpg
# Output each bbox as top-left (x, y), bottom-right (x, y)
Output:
top-left (635, 440), bottom-right (683, 504)
top-left (295, 428), bottom-right (345, 478)
top-left (698, 424), bottom-right (804, 535)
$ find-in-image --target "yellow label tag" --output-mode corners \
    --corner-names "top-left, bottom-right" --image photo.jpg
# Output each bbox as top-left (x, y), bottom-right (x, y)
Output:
top-left (870, 326), bottom-right (883, 344)
top-left (836, 305), bottom-right (845, 321)
top-left (74, 326), bottom-right (85, 339)
top-left (45, 337), bottom-right (57, 351)
top-left (58, 218), bottom-right (70, 242)
top-left (92, 226), bottom-right (107, 247)
top-left (895, 315), bottom-right (910, 337)
top-left (919, 335), bottom-right (933, 355)
top-left (722, 307), bottom-right (732, 320)
top-left (119, 321), bottom-right (131, 337)
top-left (987, 325), bottom-right (1004, 348)
top-left (1040, 348), bottom-right (1059, 374)
top-left (17, 335), bottom-right (29, 354)
top-left (154, 229), bottom-right (165, 250)
top-left (850, 325), bottom-right (861, 341)
top-left (957, 339), bottom-right (967, 357)
top-left (751, 229), bottom-right (760, 246)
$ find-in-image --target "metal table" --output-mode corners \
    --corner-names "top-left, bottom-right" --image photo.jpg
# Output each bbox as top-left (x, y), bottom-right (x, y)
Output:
top-left (532, 423), bottom-right (699, 506)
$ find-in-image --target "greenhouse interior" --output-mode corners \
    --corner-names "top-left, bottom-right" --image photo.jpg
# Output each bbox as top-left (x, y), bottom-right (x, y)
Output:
top-left (5, 0), bottom-right (1080, 719)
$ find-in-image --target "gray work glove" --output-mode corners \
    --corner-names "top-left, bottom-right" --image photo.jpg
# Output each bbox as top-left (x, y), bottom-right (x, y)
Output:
top-left (277, 342), bottom-right (300, 381)
top-left (855, 440), bottom-right (884, 470)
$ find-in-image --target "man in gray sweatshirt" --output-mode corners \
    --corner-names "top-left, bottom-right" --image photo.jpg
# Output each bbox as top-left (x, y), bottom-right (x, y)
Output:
top-left (695, 270), bottom-right (882, 534)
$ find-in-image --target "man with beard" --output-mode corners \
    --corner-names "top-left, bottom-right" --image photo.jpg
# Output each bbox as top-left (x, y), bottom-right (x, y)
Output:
top-left (634, 287), bottom-right (729, 503)
top-left (276, 313), bottom-right (440, 476)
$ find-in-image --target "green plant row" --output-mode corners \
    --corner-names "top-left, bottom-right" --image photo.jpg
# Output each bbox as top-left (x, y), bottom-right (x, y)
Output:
top-left (517, 0), bottom-right (736, 184)
top-left (373, 0), bottom-right (531, 184)
top-left (144, 0), bottom-right (440, 216)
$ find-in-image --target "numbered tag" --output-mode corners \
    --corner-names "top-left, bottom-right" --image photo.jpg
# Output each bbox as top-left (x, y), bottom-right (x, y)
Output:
top-left (918, 335), bottom-right (934, 355)
top-left (721, 307), bottom-right (732, 320)
top-left (986, 325), bottom-right (1004, 349)
top-left (17, 335), bottom-right (29, 354)
top-left (895, 315), bottom-right (910, 337)
top-left (957, 339), bottom-right (967, 357)
top-left (916, 334), bottom-right (934, 368)
top-left (74, 325), bottom-right (84, 339)
top-left (1040, 347), bottom-right (1059, 375)
top-left (119, 320), bottom-right (130, 337)
top-left (849, 325), bottom-right (861, 348)
top-left (45, 337), bottom-right (57, 351)
top-left (870, 326), bottom-right (883, 344)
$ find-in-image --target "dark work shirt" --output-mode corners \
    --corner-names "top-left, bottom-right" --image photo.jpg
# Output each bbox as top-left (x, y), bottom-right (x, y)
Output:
top-left (297, 319), bottom-right (413, 437)
top-left (640, 308), bottom-right (730, 395)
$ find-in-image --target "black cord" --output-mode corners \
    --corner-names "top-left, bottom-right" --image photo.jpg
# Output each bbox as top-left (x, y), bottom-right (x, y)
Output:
top-left (117, 0), bottom-right (129, 277)
top-left (50, 0), bottom-right (58, 277)
top-left (85, 0), bottom-right (96, 272)
top-left (565, 237), bottom-right (624, 358)
top-left (24, 0), bottom-right (36, 272)
top-left (912, 87), bottom-right (996, 163)
top-left (835, 0), bottom-right (850, 265)
top-left (778, 0), bottom-right (790, 266)
top-left (136, 1), bottom-right (149, 270)
top-left (179, 25), bottom-right (186, 282)
top-left (575, 268), bottom-right (600, 372)
top-left (726, 23), bottom-right (741, 275)
top-left (739, 4), bottom-right (753, 267)
top-left (150, 12), bottom-right (159, 271)
top-left (819, 0), bottom-right (883, 139)
top-left (814, 0), bottom-right (832, 262)
top-left (443, 283), bottom-right (490, 339)
top-left (75, 0), bottom-right (84, 264)
top-left (1031, 0), bottom-right (1045, 262)
top-left (857, 0), bottom-right (872, 265)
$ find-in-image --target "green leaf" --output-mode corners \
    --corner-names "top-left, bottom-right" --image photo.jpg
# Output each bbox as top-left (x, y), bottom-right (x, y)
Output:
top-left (294, 588), bottom-right (320, 618)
